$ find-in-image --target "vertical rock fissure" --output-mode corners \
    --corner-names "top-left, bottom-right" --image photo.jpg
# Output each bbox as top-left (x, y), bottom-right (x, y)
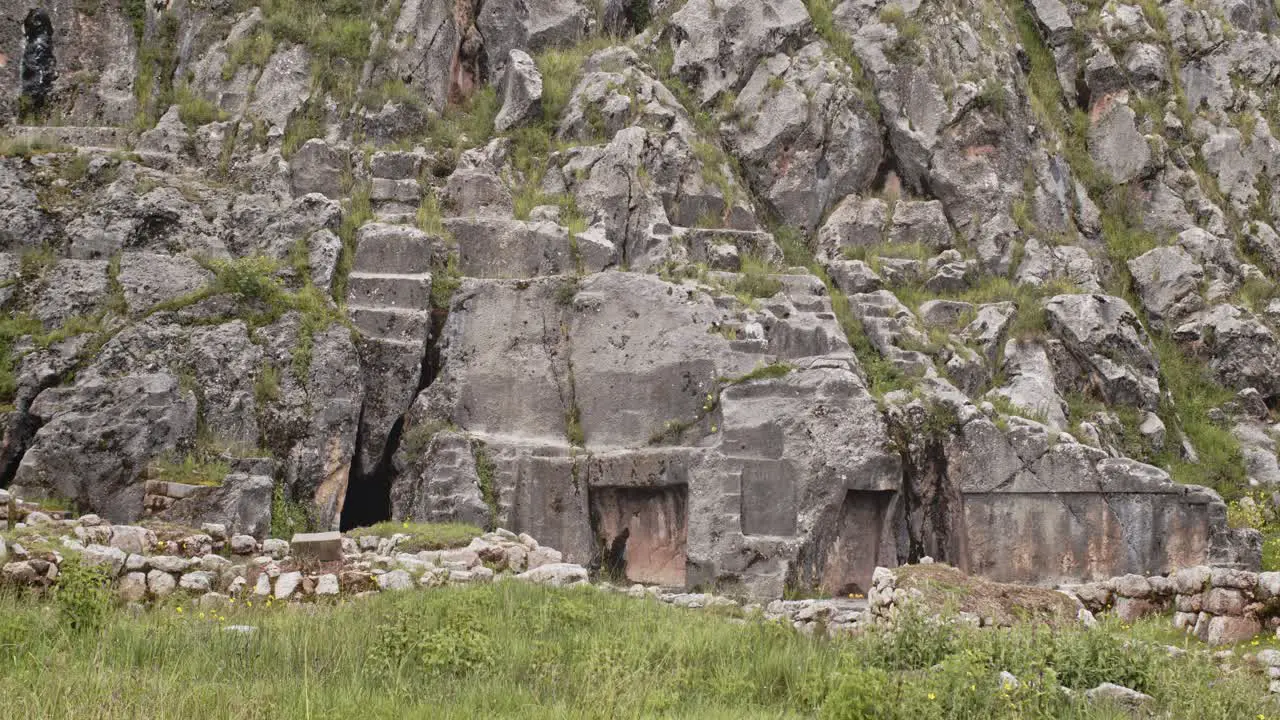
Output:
top-left (339, 301), bottom-right (450, 530)
top-left (19, 9), bottom-right (57, 118)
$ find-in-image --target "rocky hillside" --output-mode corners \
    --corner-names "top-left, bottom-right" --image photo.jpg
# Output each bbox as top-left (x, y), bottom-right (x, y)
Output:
top-left (1, 0), bottom-right (1278, 598)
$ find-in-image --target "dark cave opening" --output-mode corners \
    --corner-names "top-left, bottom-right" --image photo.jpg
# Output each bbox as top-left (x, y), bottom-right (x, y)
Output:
top-left (338, 306), bottom-right (448, 531)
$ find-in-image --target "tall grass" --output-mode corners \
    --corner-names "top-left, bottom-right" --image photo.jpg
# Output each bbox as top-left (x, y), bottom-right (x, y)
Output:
top-left (0, 584), bottom-right (1270, 719)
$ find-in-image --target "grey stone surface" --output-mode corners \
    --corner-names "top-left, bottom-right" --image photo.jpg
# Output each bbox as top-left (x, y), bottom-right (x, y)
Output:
top-left (160, 474), bottom-right (273, 540)
top-left (290, 531), bottom-right (343, 563)
top-left (495, 49), bottom-right (543, 132)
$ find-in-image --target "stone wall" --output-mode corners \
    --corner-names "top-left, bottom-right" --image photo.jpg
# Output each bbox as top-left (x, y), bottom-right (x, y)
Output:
top-left (1070, 566), bottom-right (1280, 645)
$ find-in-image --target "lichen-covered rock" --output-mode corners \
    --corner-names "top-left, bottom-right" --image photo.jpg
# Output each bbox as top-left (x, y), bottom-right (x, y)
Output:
top-left (723, 43), bottom-right (882, 230)
top-left (495, 50), bottom-right (543, 132)
top-left (668, 0), bottom-right (811, 105)
top-left (13, 373), bottom-right (197, 522)
top-left (1043, 294), bottom-right (1161, 410)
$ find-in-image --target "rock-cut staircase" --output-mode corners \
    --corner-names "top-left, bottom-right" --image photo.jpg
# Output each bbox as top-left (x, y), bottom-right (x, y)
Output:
top-left (344, 224), bottom-right (435, 477)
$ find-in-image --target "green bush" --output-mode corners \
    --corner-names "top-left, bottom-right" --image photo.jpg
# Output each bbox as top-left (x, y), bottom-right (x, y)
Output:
top-left (269, 482), bottom-right (312, 539)
top-left (368, 597), bottom-right (495, 682)
top-left (55, 556), bottom-right (113, 632)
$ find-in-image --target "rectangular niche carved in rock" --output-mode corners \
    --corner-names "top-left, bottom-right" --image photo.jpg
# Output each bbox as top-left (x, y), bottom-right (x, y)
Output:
top-left (740, 459), bottom-right (798, 536)
top-left (590, 485), bottom-right (688, 586)
top-left (820, 490), bottom-right (894, 597)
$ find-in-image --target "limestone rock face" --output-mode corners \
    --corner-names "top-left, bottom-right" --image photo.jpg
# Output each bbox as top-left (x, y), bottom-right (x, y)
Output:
top-left (668, 0), bottom-right (812, 105)
top-left (495, 50), bottom-right (544, 132)
top-left (723, 43), bottom-right (883, 230)
top-left (1, 0), bottom-right (1272, 601)
top-left (14, 373), bottom-right (197, 522)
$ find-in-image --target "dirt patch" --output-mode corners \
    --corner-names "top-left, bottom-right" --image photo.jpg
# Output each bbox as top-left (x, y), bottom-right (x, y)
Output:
top-left (896, 563), bottom-right (1079, 627)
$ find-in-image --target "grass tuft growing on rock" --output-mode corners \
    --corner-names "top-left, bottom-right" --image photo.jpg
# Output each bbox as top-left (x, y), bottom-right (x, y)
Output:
top-left (144, 453), bottom-right (230, 487)
top-left (348, 520), bottom-right (482, 552)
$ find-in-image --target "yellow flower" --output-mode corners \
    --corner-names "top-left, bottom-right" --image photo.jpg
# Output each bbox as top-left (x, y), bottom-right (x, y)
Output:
top-left (175, 607), bottom-right (183, 614)
top-left (198, 612), bottom-right (205, 620)
top-left (927, 693), bottom-right (936, 701)
top-left (1252, 640), bottom-right (1261, 646)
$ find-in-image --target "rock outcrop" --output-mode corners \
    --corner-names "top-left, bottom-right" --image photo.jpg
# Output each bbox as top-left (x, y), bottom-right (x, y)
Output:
top-left (1, 0), bottom-right (1276, 602)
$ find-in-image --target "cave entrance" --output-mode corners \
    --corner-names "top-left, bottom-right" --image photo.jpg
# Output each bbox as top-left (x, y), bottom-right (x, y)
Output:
top-left (819, 490), bottom-right (894, 597)
top-left (338, 416), bottom-right (398, 531)
top-left (590, 485), bottom-right (688, 586)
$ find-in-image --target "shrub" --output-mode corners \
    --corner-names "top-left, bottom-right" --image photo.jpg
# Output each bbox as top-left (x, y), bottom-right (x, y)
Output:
top-left (367, 598), bottom-right (494, 681)
top-left (55, 556), bottom-right (113, 632)
top-left (269, 482), bottom-right (312, 539)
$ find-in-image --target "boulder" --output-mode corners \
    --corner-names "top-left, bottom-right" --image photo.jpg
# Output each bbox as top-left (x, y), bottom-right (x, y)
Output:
top-left (669, 0), bottom-right (811, 105)
top-left (1205, 615), bottom-right (1262, 646)
top-left (290, 140), bottom-right (346, 199)
top-left (723, 43), bottom-right (881, 230)
top-left (495, 49), bottom-right (543, 132)
top-left (1088, 97), bottom-right (1152, 184)
top-left (13, 373), bottom-right (197, 522)
top-left (1084, 683), bottom-right (1152, 709)
top-left (315, 573), bottom-right (340, 596)
top-left (118, 572), bottom-right (147, 602)
top-left (1043, 294), bottom-right (1160, 410)
top-left (377, 569), bottom-right (414, 591)
top-left (517, 562), bottom-right (589, 587)
top-left (147, 570), bottom-right (177, 598)
top-left (1127, 247), bottom-right (1204, 329)
top-left (274, 571), bottom-right (302, 599)
top-left (159, 474), bottom-right (273, 540)
top-left (391, 430), bottom-right (491, 529)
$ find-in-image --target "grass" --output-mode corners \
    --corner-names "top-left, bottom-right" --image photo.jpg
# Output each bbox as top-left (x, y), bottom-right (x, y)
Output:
top-left (0, 135), bottom-right (72, 157)
top-left (1150, 333), bottom-right (1247, 497)
top-left (732, 255), bottom-right (783, 300)
top-left (0, 314), bottom-right (45, 404)
top-left (175, 83), bottom-right (226, 130)
top-left (722, 361), bottom-right (793, 385)
top-left (144, 453), bottom-right (230, 487)
top-left (347, 521), bottom-right (483, 552)
top-left (0, 583), bottom-right (1272, 718)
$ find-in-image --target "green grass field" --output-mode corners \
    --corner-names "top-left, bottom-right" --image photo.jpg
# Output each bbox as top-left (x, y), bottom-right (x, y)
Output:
top-left (0, 579), bottom-right (1274, 719)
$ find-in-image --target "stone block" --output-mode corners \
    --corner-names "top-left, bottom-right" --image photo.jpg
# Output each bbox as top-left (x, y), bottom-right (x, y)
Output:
top-left (1206, 615), bottom-right (1262, 646)
top-left (290, 531), bottom-right (344, 563)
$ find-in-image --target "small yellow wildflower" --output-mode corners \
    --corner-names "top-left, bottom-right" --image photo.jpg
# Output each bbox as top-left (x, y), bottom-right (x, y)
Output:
top-left (1253, 640), bottom-right (1261, 646)
top-left (927, 693), bottom-right (936, 701)
top-left (198, 612), bottom-right (205, 620)
top-left (175, 606), bottom-right (183, 614)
